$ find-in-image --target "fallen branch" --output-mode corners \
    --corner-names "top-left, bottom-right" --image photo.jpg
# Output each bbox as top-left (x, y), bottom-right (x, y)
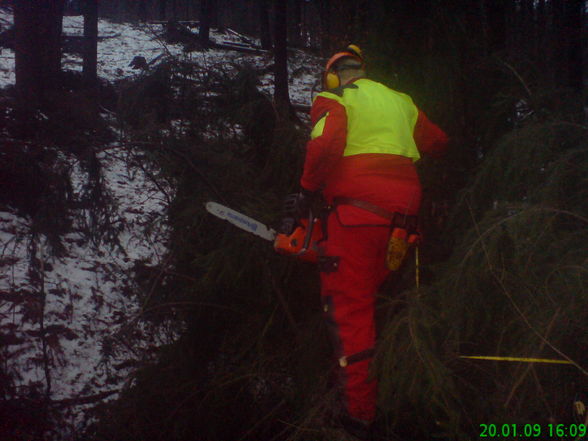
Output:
top-left (211, 41), bottom-right (268, 55)
top-left (220, 40), bottom-right (253, 48)
top-left (226, 27), bottom-right (254, 45)
top-left (62, 33), bottom-right (121, 41)
top-left (49, 389), bottom-right (119, 408)
top-left (150, 20), bottom-right (200, 26)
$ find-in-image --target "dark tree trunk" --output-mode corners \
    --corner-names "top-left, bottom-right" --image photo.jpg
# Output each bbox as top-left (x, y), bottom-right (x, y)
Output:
top-left (13, 0), bottom-right (36, 116)
top-left (291, 0), bottom-right (302, 47)
top-left (116, 0), bottom-right (124, 20)
top-left (317, 0), bottom-right (331, 54)
top-left (258, 0), bottom-right (271, 49)
top-left (536, 0), bottom-right (546, 59)
top-left (552, 0), bottom-right (566, 85)
top-left (159, 0), bottom-right (167, 20)
top-left (353, 0), bottom-right (370, 45)
top-left (83, 0), bottom-right (98, 85)
top-left (199, 0), bottom-right (213, 46)
top-left (485, 0), bottom-right (506, 53)
top-left (342, 2), bottom-right (357, 45)
top-left (14, 0), bottom-right (65, 112)
top-left (210, 0), bottom-right (218, 29)
top-left (138, 0), bottom-right (148, 21)
top-left (48, 1), bottom-right (65, 82)
top-left (565, 0), bottom-right (584, 93)
top-left (522, 0), bottom-right (534, 54)
top-left (65, 0), bottom-right (81, 15)
top-left (273, 0), bottom-right (291, 113)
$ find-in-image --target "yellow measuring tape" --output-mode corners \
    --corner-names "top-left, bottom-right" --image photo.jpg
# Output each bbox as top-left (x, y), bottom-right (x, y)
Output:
top-left (415, 246), bottom-right (419, 289)
top-left (460, 355), bottom-right (573, 365)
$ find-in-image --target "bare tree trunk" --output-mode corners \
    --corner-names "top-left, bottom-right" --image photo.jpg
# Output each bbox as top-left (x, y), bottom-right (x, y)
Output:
top-left (14, 1), bottom-right (40, 110)
top-left (273, 0), bottom-right (291, 113)
top-left (258, 0), bottom-right (271, 49)
top-left (116, 0), bottom-right (124, 20)
top-left (536, 0), bottom-right (546, 60)
top-left (211, 0), bottom-right (219, 29)
top-left (199, 0), bottom-right (213, 46)
top-left (83, 0), bottom-right (98, 85)
top-left (485, 0), bottom-right (506, 53)
top-left (138, 0), bottom-right (148, 21)
top-left (291, 0), bottom-right (302, 47)
top-left (341, 1), bottom-right (356, 45)
top-left (317, 0), bottom-right (331, 54)
top-left (565, 0), bottom-right (584, 94)
top-left (354, 0), bottom-right (370, 45)
top-left (65, 0), bottom-right (81, 15)
top-left (552, 0), bottom-right (566, 85)
top-left (522, 0), bottom-right (534, 55)
top-left (27, 234), bottom-right (52, 440)
top-left (47, 1), bottom-right (65, 85)
top-left (14, 0), bottom-right (65, 113)
top-left (159, 0), bottom-right (168, 20)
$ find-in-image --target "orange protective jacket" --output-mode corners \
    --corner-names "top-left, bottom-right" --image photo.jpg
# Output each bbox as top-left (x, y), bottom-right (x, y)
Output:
top-left (301, 78), bottom-right (448, 217)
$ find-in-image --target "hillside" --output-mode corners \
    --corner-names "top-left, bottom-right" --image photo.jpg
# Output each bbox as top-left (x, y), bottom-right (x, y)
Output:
top-left (0, 7), bottom-right (321, 437)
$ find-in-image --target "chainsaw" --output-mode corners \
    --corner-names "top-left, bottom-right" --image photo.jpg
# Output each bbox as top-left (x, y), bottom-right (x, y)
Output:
top-left (205, 202), bottom-right (323, 263)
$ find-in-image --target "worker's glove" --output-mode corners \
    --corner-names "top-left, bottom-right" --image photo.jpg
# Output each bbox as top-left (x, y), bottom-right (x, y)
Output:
top-left (283, 188), bottom-right (315, 218)
top-left (279, 188), bottom-right (316, 235)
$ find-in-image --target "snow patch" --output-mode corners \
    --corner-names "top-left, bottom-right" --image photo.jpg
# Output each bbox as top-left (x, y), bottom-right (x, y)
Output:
top-left (0, 145), bottom-right (172, 404)
top-left (0, 5), bottom-right (321, 431)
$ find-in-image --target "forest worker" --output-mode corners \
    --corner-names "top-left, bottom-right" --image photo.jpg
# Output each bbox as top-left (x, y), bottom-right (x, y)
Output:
top-left (281, 44), bottom-right (448, 439)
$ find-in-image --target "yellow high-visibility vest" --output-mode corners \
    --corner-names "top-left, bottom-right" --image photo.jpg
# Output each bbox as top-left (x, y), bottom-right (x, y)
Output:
top-left (311, 79), bottom-right (420, 161)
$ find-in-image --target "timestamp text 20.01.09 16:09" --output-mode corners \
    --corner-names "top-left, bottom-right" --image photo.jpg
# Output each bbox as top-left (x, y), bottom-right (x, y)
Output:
top-left (479, 423), bottom-right (587, 438)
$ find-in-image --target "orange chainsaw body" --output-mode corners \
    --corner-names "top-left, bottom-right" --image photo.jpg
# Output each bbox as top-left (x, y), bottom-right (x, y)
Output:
top-left (273, 218), bottom-right (323, 263)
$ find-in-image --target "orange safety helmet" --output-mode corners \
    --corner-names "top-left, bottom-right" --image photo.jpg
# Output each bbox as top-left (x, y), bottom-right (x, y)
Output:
top-left (323, 44), bottom-right (365, 90)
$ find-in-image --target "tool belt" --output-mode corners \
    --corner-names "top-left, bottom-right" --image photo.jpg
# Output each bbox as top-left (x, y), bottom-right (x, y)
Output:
top-left (333, 197), bottom-right (418, 230)
top-left (333, 197), bottom-right (419, 271)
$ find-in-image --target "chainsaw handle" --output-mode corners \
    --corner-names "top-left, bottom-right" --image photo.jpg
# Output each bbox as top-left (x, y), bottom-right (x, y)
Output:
top-left (273, 208), bottom-right (322, 263)
top-left (278, 216), bottom-right (297, 235)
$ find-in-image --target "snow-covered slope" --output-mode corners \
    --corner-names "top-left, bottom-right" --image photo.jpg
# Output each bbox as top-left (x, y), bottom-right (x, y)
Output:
top-left (0, 7), bottom-right (321, 431)
top-left (0, 145), bottom-right (171, 399)
top-left (0, 9), bottom-right (320, 105)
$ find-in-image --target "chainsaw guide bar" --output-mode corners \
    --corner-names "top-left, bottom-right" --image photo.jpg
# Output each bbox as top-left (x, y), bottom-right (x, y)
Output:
top-left (205, 202), bottom-right (277, 242)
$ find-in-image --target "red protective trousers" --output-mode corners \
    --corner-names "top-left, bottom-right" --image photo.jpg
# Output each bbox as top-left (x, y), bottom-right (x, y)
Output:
top-left (320, 205), bottom-right (391, 422)
top-left (315, 151), bottom-right (428, 423)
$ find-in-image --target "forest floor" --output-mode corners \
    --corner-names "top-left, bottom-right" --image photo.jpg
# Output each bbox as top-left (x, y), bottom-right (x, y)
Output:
top-left (3, 7), bottom-right (586, 441)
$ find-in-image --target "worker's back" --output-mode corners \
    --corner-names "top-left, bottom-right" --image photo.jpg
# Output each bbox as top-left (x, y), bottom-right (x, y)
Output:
top-left (335, 79), bottom-right (420, 160)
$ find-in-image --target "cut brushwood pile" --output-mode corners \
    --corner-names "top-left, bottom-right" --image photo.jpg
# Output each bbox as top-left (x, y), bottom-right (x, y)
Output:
top-left (157, 20), bottom-right (268, 54)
